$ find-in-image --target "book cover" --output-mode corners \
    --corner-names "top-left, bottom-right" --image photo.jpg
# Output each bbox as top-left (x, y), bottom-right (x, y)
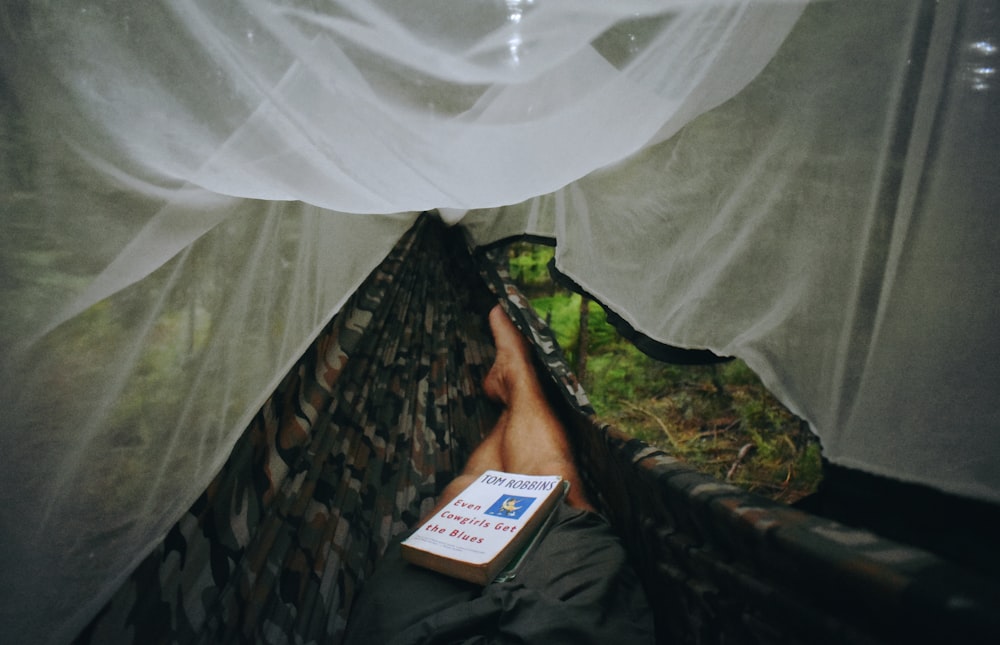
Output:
top-left (400, 470), bottom-right (567, 585)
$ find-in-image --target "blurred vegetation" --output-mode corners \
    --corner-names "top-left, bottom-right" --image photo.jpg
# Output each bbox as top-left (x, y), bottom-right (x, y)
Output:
top-left (506, 242), bottom-right (822, 504)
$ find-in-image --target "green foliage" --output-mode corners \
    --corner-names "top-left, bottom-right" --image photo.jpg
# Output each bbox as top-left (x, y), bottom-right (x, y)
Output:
top-left (717, 359), bottom-right (764, 387)
top-left (797, 442), bottom-right (824, 488)
top-left (529, 292), bottom-right (582, 352)
top-left (506, 243), bottom-right (554, 289)
top-left (507, 243), bottom-right (823, 503)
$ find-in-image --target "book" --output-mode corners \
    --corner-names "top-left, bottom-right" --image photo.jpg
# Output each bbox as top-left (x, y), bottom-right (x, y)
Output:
top-left (400, 470), bottom-right (569, 585)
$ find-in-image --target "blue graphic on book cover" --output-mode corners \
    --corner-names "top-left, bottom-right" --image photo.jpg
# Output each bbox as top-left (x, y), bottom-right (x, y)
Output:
top-left (484, 495), bottom-right (536, 519)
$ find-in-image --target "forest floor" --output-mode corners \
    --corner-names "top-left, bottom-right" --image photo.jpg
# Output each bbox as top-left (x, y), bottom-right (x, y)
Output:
top-left (509, 243), bottom-right (823, 504)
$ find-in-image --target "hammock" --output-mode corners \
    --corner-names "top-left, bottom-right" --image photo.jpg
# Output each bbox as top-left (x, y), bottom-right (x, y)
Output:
top-left (75, 215), bottom-right (999, 645)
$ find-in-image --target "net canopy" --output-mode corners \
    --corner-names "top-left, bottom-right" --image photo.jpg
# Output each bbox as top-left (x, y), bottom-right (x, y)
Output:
top-left (1, 1), bottom-right (997, 643)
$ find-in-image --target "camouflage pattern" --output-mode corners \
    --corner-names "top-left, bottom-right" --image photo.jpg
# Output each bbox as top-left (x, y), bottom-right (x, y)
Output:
top-left (79, 215), bottom-right (999, 644)
top-left (77, 214), bottom-right (501, 645)
top-left (476, 244), bottom-right (594, 417)
top-left (474, 238), bottom-right (1000, 644)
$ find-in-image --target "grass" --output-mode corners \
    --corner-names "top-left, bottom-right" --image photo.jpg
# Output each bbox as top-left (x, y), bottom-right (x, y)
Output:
top-left (508, 242), bottom-right (822, 504)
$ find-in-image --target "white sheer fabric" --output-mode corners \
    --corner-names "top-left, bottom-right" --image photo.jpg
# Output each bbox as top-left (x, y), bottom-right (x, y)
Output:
top-left (464, 0), bottom-right (1000, 503)
top-left (1, 0), bottom-right (998, 643)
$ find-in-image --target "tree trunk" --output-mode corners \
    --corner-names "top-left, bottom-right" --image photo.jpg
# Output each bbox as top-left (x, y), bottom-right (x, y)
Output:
top-left (576, 296), bottom-right (590, 382)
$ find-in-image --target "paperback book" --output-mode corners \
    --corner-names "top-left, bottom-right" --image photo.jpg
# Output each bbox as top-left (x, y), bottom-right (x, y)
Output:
top-left (400, 470), bottom-right (568, 585)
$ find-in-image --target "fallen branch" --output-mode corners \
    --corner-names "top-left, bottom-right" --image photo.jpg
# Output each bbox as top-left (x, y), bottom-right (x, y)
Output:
top-left (687, 419), bottom-right (741, 443)
top-left (726, 443), bottom-right (755, 481)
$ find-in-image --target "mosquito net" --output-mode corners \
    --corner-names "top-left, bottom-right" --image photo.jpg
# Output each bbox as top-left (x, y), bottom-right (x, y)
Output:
top-left (1, 1), bottom-right (997, 643)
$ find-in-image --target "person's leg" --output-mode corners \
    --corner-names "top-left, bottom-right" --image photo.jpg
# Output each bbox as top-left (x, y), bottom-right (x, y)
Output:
top-left (424, 408), bottom-right (507, 517)
top-left (344, 305), bottom-right (653, 645)
top-left (483, 305), bottom-right (595, 512)
top-left (427, 304), bottom-right (593, 517)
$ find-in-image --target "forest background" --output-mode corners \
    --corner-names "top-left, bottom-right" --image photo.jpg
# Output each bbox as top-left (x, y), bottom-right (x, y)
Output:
top-left (506, 242), bottom-right (822, 504)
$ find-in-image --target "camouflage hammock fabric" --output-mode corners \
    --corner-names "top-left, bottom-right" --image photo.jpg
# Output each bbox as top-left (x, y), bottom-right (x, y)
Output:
top-left (78, 214), bottom-right (1000, 644)
top-left (77, 214), bottom-right (502, 644)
